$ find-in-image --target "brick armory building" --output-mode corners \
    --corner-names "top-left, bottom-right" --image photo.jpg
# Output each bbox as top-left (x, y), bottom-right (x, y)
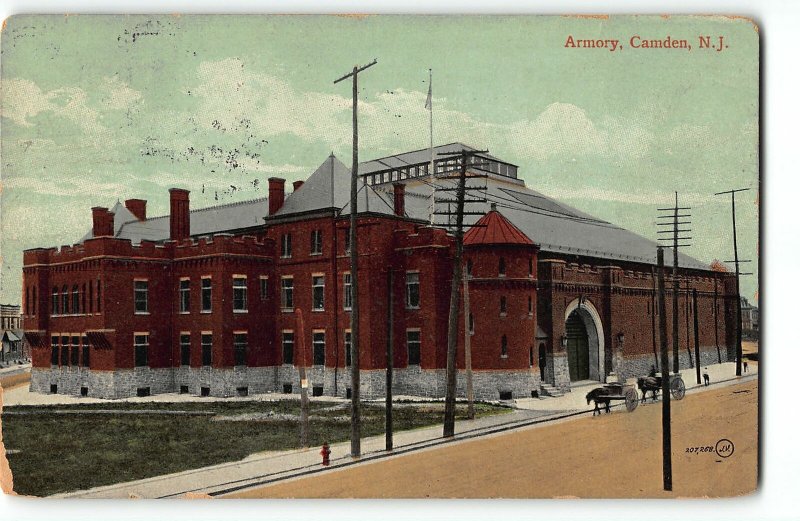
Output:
top-left (21, 144), bottom-right (738, 400)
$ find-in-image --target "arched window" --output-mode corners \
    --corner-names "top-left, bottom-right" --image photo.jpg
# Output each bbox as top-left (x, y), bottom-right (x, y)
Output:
top-left (52, 287), bottom-right (59, 315)
top-left (466, 259), bottom-right (473, 277)
top-left (62, 285), bottom-right (69, 314)
top-left (500, 296), bottom-right (507, 315)
top-left (529, 346), bottom-right (534, 367)
top-left (528, 296), bottom-right (533, 315)
top-left (72, 285), bottom-right (79, 314)
top-left (499, 257), bottom-right (506, 277)
top-left (501, 335), bottom-right (508, 357)
top-left (469, 313), bottom-right (475, 335)
top-left (528, 257), bottom-right (533, 277)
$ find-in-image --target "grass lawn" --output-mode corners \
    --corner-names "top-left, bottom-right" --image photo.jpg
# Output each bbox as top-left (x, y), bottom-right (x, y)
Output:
top-left (2, 400), bottom-right (509, 497)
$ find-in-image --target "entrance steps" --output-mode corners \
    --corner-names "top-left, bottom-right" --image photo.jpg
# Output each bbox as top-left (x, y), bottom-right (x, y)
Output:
top-left (538, 383), bottom-right (565, 398)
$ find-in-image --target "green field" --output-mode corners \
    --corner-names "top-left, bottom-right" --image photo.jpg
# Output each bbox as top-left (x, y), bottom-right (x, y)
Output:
top-left (2, 400), bottom-right (508, 497)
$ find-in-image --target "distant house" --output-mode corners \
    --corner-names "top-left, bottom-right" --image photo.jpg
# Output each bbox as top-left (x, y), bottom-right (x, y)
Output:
top-left (1, 304), bottom-right (25, 364)
top-left (740, 297), bottom-right (759, 336)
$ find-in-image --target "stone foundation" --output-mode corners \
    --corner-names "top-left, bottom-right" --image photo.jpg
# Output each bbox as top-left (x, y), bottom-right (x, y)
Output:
top-left (29, 365), bottom-right (542, 401)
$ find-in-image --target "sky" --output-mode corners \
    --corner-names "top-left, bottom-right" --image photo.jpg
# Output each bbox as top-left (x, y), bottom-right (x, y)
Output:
top-left (0, 14), bottom-right (759, 305)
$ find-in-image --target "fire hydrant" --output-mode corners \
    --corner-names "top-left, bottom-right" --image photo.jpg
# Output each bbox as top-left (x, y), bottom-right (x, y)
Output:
top-left (320, 442), bottom-right (331, 466)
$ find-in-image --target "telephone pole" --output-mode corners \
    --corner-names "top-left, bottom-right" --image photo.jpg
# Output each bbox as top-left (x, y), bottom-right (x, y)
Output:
top-left (657, 247), bottom-right (672, 491)
top-left (693, 288), bottom-right (701, 385)
top-left (714, 188), bottom-right (752, 376)
top-left (463, 272), bottom-right (474, 420)
top-left (334, 58), bottom-right (377, 458)
top-left (434, 148), bottom-right (488, 437)
top-left (658, 192), bottom-right (691, 374)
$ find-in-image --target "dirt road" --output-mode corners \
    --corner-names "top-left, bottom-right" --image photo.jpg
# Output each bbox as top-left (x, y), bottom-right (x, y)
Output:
top-left (230, 379), bottom-right (758, 499)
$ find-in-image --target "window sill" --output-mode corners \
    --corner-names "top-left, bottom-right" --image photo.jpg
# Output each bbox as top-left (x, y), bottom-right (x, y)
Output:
top-left (406, 306), bottom-right (420, 311)
top-left (201, 310), bottom-right (212, 314)
top-left (500, 313), bottom-right (507, 317)
top-left (280, 255), bottom-right (292, 260)
top-left (281, 308), bottom-right (295, 313)
top-left (310, 252), bottom-right (322, 256)
top-left (312, 308), bottom-right (325, 313)
top-left (233, 309), bottom-right (249, 314)
top-left (134, 312), bottom-right (150, 316)
top-left (500, 354), bottom-right (509, 359)
top-left (179, 311), bottom-right (190, 315)
top-left (343, 308), bottom-right (352, 312)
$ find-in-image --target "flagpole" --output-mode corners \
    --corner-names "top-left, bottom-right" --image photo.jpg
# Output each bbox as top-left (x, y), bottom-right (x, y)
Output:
top-left (427, 68), bottom-right (435, 225)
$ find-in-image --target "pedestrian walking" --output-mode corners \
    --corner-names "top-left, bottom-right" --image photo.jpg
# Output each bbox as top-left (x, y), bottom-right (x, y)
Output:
top-left (703, 368), bottom-right (710, 386)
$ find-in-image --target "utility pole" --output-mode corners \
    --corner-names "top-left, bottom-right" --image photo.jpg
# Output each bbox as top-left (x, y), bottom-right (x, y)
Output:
top-left (693, 288), bottom-right (701, 385)
top-left (714, 188), bottom-right (752, 377)
top-left (334, 58), bottom-right (377, 458)
top-left (685, 288), bottom-right (693, 369)
top-left (657, 247), bottom-right (672, 491)
top-left (296, 308), bottom-right (310, 447)
top-left (434, 148), bottom-right (488, 438)
top-left (386, 269), bottom-right (394, 450)
top-left (658, 192), bottom-right (691, 374)
top-left (713, 276), bottom-right (722, 363)
top-left (463, 271), bottom-right (474, 420)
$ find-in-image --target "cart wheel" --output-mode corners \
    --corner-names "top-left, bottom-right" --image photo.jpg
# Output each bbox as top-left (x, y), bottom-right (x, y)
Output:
top-left (625, 388), bottom-right (639, 412)
top-left (670, 377), bottom-right (686, 400)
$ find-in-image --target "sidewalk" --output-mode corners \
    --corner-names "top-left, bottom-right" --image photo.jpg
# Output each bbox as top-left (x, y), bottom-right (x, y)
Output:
top-left (53, 361), bottom-right (758, 499)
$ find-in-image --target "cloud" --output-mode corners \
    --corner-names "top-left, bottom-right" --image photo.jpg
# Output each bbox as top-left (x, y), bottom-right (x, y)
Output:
top-left (2, 78), bottom-right (105, 134)
top-left (99, 75), bottom-right (143, 110)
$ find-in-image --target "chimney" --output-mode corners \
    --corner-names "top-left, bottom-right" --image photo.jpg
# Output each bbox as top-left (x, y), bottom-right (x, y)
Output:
top-left (393, 183), bottom-right (405, 217)
top-left (169, 188), bottom-right (190, 241)
top-left (91, 207), bottom-right (114, 237)
top-left (292, 180), bottom-right (304, 192)
top-left (268, 177), bottom-right (286, 215)
top-left (125, 198), bottom-right (147, 221)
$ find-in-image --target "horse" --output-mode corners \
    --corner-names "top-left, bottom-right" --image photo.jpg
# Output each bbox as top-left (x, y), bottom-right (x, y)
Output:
top-left (637, 376), bottom-right (661, 403)
top-left (586, 387), bottom-right (612, 416)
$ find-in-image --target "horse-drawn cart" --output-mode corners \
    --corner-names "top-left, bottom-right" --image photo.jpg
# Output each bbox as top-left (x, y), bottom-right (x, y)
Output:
top-left (586, 382), bottom-right (640, 415)
top-left (637, 372), bottom-right (686, 402)
top-left (587, 372), bottom-right (686, 415)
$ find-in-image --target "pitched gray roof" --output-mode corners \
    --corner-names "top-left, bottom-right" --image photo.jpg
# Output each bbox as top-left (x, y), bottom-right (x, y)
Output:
top-left (399, 179), bottom-right (708, 270)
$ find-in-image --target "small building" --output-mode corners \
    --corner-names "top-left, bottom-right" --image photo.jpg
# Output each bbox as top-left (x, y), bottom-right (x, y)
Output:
top-left (1, 304), bottom-right (25, 364)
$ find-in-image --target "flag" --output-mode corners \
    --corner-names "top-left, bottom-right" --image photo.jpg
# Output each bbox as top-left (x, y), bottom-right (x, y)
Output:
top-left (425, 76), bottom-right (432, 110)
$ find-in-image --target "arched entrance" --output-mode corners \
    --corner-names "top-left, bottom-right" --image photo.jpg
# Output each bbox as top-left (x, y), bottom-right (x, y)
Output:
top-left (564, 298), bottom-right (605, 382)
top-left (566, 312), bottom-right (590, 381)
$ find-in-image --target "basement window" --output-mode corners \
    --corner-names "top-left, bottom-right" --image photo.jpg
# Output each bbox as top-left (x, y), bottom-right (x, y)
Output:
top-left (236, 386), bottom-right (249, 397)
top-left (499, 391), bottom-right (513, 400)
top-left (136, 387), bottom-right (151, 397)
top-left (283, 383), bottom-right (293, 394)
top-left (312, 386), bottom-right (324, 397)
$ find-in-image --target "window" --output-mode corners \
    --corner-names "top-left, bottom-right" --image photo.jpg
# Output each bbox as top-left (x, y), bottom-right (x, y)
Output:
top-left (260, 276), bottom-right (269, 300)
top-left (52, 287), bottom-right (59, 315)
top-left (499, 258), bottom-right (506, 277)
top-left (201, 277), bottom-right (212, 312)
top-left (233, 276), bottom-right (248, 312)
top-left (312, 275), bottom-right (325, 311)
top-left (233, 333), bottom-right (247, 366)
top-left (134, 334), bottom-right (149, 367)
top-left (201, 333), bottom-right (212, 366)
top-left (528, 257), bottom-right (534, 277)
top-left (529, 346), bottom-right (534, 367)
top-left (406, 272), bottom-right (420, 309)
top-left (528, 296), bottom-right (533, 315)
top-left (81, 283), bottom-right (86, 313)
top-left (62, 285), bottom-right (68, 314)
top-left (310, 229), bottom-right (323, 255)
top-left (343, 273), bottom-right (352, 310)
top-left (501, 335), bottom-right (508, 357)
top-left (89, 283), bottom-right (93, 313)
top-left (466, 259), bottom-right (473, 277)
top-left (469, 313), bottom-right (475, 335)
top-left (60, 336), bottom-right (69, 365)
top-left (500, 296), bottom-right (507, 315)
top-left (71, 336), bottom-right (79, 366)
top-left (282, 331), bottom-right (294, 364)
top-left (96, 279), bottom-right (102, 312)
top-left (51, 336), bottom-right (58, 365)
top-left (344, 330), bottom-right (352, 366)
top-left (179, 279), bottom-right (190, 313)
top-left (281, 233), bottom-right (292, 258)
top-left (81, 335), bottom-right (91, 367)
top-left (313, 331), bottom-right (325, 366)
top-left (281, 276), bottom-right (294, 310)
top-left (72, 285), bottom-right (79, 313)
top-left (407, 330), bottom-right (421, 365)
top-left (344, 228), bottom-right (351, 254)
top-left (134, 280), bottom-right (149, 314)
top-left (180, 334), bottom-right (191, 366)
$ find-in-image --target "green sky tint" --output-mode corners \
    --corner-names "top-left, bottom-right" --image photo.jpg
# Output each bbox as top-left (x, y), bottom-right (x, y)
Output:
top-left (0, 15), bottom-right (759, 305)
